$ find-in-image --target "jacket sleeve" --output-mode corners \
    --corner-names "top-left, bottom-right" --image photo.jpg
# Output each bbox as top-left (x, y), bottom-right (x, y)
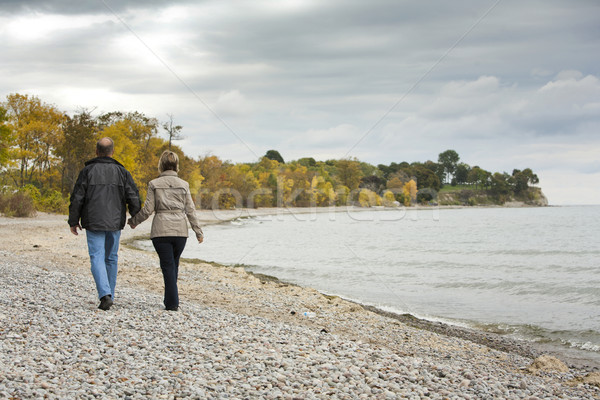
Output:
top-left (129, 181), bottom-right (154, 226)
top-left (184, 185), bottom-right (203, 238)
top-left (124, 170), bottom-right (141, 217)
top-left (68, 168), bottom-right (87, 227)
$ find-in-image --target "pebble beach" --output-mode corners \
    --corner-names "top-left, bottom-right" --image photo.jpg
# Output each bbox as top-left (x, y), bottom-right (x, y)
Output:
top-left (1, 211), bottom-right (599, 399)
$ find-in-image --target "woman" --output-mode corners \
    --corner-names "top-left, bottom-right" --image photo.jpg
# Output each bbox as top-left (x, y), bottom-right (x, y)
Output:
top-left (128, 150), bottom-right (203, 311)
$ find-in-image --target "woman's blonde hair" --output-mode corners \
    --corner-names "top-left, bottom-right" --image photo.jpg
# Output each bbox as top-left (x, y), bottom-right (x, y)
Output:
top-left (158, 150), bottom-right (179, 173)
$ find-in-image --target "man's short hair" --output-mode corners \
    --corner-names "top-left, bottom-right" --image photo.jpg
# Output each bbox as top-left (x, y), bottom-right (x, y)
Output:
top-left (97, 137), bottom-right (114, 157)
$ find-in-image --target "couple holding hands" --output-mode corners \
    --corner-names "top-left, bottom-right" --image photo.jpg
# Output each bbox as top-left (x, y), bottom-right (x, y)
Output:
top-left (68, 137), bottom-right (203, 311)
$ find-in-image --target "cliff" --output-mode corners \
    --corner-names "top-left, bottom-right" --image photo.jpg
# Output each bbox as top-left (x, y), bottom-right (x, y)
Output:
top-left (437, 187), bottom-right (548, 207)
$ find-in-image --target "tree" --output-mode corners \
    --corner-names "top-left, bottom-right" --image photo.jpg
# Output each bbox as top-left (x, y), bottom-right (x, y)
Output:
top-left (0, 106), bottom-right (12, 167)
top-left (297, 157), bottom-right (316, 167)
top-left (467, 166), bottom-right (491, 189)
top-left (411, 165), bottom-right (441, 191)
top-left (196, 154), bottom-right (229, 209)
top-left (455, 163), bottom-right (470, 185)
top-left (335, 158), bottom-right (363, 190)
top-left (402, 179), bottom-right (417, 206)
top-left (162, 114), bottom-right (183, 149)
top-left (382, 190), bottom-right (396, 206)
top-left (265, 149), bottom-right (284, 164)
top-left (359, 175), bottom-right (386, 193)
top-left (227, 163), bottom-right (259, 207)
top-left (3, 93), bottom-right (65, 187)
top-left (438, 149), bottom-right (460, 184)
top-left (56, 110), bottom-right (97, 194)
top-left (358, 188), bottom-right (381, 207)
top-left (490, 172), bottom-right (511, 200)
top-left (99, 113), bottom-right (159, 198)
top-left (512, 168), bottom-right (539, 195)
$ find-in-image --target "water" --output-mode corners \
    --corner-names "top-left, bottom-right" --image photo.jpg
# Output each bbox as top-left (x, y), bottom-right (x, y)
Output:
top-left (134, 206), bottom-right (600, 363)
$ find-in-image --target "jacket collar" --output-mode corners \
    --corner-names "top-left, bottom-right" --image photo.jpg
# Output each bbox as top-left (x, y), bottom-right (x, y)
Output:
top-left (85, 156), bottom-right (124, 167)
top-left (160, 170), bottom-right (178, 177)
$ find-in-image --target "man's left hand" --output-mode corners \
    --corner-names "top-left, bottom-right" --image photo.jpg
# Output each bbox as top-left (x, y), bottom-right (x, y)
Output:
top-left (70, 224), bottom-right (82, 236)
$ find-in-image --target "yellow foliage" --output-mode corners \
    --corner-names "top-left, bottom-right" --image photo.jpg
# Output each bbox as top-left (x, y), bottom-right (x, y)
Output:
top-left (310, 175), bottom-right (336, 206)
top-left (387, 176), bottom-right (404, 189)
top-left (402, 179), bottom-right (417, 206)
top-left (358, 188), bottom-right (381, 207)
top-left (383, 190), bottom-right (396, 206)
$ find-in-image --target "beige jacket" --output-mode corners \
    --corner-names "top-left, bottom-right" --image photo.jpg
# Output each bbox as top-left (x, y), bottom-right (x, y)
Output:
top-left (129, 171), bottom-right (203, 239)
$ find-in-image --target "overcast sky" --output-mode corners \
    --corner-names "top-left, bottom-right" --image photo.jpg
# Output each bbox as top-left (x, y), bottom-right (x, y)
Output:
top-left (1, 0), bottom-right (599, 204)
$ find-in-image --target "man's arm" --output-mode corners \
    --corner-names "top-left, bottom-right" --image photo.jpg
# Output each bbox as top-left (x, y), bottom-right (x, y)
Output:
top-left (123, 170), bottom-right (141, 217)
top-left (68, 168), bottom-right (87, 232)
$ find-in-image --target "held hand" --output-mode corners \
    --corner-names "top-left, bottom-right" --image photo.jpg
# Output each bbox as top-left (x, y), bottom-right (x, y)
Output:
top-left (70, 224), bottom-right (82, 236)
top-left (127, 219), bottom-right (136, 229)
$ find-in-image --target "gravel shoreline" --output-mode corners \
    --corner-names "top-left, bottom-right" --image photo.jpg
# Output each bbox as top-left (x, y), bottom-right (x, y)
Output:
top-left (1, 212), bottom-right (599, 399)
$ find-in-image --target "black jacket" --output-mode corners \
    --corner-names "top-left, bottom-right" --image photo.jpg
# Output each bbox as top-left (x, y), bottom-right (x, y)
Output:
top-left (68, 157), bottom-right (141, 231)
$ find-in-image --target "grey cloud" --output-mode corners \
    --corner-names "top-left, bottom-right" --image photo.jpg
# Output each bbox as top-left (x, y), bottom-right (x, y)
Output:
top-left (0, 0), bottom-right (199, 15)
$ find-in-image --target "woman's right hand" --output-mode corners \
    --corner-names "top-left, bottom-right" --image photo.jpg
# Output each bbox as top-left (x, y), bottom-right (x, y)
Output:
top-left (197, 235), bottom-right (204, 244)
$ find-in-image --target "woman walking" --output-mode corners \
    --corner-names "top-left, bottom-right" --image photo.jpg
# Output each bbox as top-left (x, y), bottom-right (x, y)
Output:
top-left (128, 150), bottom-right (203, 311)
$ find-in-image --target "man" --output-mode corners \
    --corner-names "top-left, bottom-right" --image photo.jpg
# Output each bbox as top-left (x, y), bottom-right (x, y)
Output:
top-left (68, 137), bottom-right (141, 310)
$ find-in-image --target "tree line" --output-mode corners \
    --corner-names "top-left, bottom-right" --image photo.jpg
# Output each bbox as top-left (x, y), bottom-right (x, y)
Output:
top-left (0, 93), bottom-right (540, 215)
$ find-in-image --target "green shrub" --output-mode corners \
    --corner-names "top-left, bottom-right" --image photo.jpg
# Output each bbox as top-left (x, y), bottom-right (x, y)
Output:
top-left (20, 184), bottom-right (68, 213)
top-left (37, 189), bottom-right (69, 213)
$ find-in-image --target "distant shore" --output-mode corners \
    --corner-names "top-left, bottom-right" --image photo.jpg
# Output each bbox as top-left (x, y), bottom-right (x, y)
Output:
top-left (1, 211), bottom-right (599, 398)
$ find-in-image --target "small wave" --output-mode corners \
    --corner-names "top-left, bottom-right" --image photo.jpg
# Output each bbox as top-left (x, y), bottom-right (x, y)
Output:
top-left (474, 323), bottom-right (600, 353)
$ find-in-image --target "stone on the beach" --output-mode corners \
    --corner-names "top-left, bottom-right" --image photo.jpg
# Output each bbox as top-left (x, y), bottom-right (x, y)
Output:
top-left (526, 355), bottom-right (569, 373)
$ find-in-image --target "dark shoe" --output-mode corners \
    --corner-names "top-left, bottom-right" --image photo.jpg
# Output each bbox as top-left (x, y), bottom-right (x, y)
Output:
top-left (165, 306), bottom-right (178, 312)
top-left (98, 295), bottom-right (113, 311)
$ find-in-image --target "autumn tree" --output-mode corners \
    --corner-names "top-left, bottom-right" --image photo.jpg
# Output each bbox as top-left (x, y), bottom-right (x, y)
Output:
top-left (335, 158), bottom-right (363, 190)
top-left (382, 190), bottom-right (396, 206)
top-left (358, 188), bottom-right (381, 207)
top-left (226, 163), bottom-right (259, 207)
top-left (402, 179), bottom-right (417, 206)
top-left (196, 154), bottom-right (231, 209)
top-left (310, 175), bottom-right (336, 206)
top-left (279, 164), bottom-right (311, 206)
top-left (3, 93), bottom-right (65, 188)
top-left (56, 110), bottom-right (97, 194)
top-left (98, 111), bottom-right (159, 198)
top-left (0, 106), bottom-right (12, 167)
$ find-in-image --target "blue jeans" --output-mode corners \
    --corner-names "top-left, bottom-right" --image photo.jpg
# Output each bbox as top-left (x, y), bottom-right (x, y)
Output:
top-left (86, 230), bottom-right (121, 300)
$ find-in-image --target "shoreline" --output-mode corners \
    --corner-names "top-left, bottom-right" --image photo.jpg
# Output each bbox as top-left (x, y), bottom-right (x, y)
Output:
top-left (128, 206), bottom-right (600, 371)
top-left (2, 211), bottom-right (600, 398)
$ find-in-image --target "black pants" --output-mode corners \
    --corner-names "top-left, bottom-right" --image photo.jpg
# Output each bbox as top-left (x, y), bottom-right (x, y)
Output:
top-left (152, 236), bottom-right (187, 310)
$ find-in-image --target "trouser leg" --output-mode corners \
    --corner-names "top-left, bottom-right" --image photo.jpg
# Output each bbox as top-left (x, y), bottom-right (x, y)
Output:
top-left (104, 230), bottom-right (121, 299)
top-left (87, 230), bottom-right (111, 299)
top-left (152, 237), bottom-right (187, 310)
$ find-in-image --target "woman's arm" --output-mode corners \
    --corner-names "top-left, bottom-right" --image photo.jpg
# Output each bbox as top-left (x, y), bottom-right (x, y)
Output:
top-left (129, 182), bottom-right (155, 227)
top-left (184, 185), bottom-right (203, 241)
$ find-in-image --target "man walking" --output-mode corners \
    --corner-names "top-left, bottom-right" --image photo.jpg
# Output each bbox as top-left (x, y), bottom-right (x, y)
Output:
top-left (68, 137), bottom-right (141, 310)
